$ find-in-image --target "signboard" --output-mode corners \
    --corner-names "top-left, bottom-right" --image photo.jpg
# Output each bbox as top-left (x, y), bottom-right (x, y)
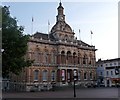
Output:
top-left (115, 68), bottom-right (119, 75)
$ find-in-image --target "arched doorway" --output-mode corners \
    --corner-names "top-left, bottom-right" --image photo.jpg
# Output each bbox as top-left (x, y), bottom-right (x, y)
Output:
top-left (67, 69), bottom-right (72, 84)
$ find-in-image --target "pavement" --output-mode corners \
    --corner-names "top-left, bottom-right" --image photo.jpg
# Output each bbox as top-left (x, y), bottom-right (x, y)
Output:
top-left (2, 87), bottom-right (120, 99)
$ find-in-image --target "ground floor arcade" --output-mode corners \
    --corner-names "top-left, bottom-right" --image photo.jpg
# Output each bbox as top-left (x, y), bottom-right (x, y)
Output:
top-left (2, 66), bottom-right (96, 92)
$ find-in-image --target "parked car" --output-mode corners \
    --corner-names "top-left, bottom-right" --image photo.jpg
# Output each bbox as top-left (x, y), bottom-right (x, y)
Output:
top-left (116, 83), bottom-right (120, 87)
top-left (99, 84), bottom-right (105, 87)
top-left (87, 83), bottom-right (97, 88)
top-left (30, 86), bottom-right (38, 92)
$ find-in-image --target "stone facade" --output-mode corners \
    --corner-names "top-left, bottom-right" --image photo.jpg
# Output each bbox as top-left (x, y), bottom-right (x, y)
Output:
top-left (9, 2), bottom-right (97, 91)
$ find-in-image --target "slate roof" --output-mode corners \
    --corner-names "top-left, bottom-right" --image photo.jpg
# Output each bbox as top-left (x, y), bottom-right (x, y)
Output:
top-left (32, 32), bottom-right (92, 48)
top-left (32, 32), bottom-right (49, 40)
top-left (97, 58), bottom-right (120, 64)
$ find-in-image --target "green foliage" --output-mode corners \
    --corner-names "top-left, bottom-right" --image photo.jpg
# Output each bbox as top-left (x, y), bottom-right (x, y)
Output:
top-left (0, 6), bottom-right (2, 76)
top-left (2, 6), bottom-right (32, 78)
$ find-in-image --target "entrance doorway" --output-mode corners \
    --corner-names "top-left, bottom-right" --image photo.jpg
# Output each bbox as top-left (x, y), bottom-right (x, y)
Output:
top-left (107, 80), bottom-right (110, 87)
top-left (67, 69), bottom-right (72, 84)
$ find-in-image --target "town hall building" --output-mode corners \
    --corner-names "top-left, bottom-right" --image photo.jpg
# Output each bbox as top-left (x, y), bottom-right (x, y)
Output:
top-left (8, 2), bottom-right (97, 91)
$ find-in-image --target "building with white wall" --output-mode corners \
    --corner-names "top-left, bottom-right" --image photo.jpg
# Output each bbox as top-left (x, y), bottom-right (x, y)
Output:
top-left (96, 58), bottom-right (120, 87)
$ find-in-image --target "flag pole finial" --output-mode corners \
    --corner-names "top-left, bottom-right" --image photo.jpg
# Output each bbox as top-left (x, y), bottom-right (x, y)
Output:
top-left (59, 0), bottom-right (62, 6)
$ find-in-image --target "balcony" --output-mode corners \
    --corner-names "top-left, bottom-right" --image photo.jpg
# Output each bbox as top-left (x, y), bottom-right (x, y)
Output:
top-left (32, 63), bottom-right (58, 67)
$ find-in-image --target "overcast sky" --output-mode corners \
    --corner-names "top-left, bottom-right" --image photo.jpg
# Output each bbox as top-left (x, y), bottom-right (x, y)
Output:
top-left (2, 1), bottom-right (119, 61)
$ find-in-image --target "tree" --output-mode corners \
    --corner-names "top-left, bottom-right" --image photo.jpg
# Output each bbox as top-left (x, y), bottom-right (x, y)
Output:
top-left (0, 6), bottom-right (2, 76)
top-left (2, 6), bottom-right (32, 78)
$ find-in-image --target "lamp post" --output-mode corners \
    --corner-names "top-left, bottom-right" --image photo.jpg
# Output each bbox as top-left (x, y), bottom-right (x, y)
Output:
top-left (73, 70), bottom-right (77, 98)
top-left (73, 79), bottom-right (76, 98)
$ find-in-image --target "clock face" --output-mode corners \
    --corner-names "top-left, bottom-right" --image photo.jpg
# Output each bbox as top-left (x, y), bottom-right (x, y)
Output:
top-left (60, 16), bottom-right (63, 20)
top-left (59, 16), bottom-right (63, 21)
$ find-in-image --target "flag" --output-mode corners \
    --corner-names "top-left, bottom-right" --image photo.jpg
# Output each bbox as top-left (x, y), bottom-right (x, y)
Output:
top-left (91, 30), bottom-right (93, 34)
top-left (32, 17), bottom-right (34, 22)
top-left (48, 20), bottom-right (50, 25)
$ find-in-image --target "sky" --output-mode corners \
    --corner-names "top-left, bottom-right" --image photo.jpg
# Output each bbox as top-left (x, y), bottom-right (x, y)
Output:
top-left (1, 1), bottom-right (119, 61)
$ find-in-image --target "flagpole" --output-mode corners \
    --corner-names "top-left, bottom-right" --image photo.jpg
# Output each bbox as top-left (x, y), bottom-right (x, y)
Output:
top-left (48, 20), bottom-right (50, 39)
top-left (79, 29), bottom-right (81, 41)
top-left (31, 17), bottom-right (33, 35)
top-left (91, 30), bottom-right (93, 46)
top-left (79, 29), bottom-right (81, 45)
top-left (48, 20), bottom-right (49, 34)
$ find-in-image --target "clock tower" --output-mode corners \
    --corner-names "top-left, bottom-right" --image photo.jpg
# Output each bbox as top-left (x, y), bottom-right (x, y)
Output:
top-left (56, 2), bottom-right (65, 22)
top-left (50, 1), bottom-right (74, 41)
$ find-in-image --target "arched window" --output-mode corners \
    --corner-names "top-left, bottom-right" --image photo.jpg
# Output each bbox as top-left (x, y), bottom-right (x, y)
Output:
top-left (83, 55), bottom-right (85, 64)
top-left (34, 50), bottom-right (39, 64)
top-left (61, 51), bottom-right (65, 64)
top-left (51, 53), bottom-right (54, 64)
top-left (83, 54), bottom-right (88, 64)
top-left (67, 51), bottom-right (71, 64)
top-left (73, 52), bottom-right (76, 64)
top-left (51, 71), bottom-right (56, 81)
top-left (42, 70), bottom-right (48, 81)
top-left (44, 52), bottom-right (48, 64)
top-left (89, 53), bottom-right (92, 65)
top-left (65, 35), bottom-right (68, 41)
top-left (34, 70), bottom-right (39, 81)
top-left (51, 51), bottom-right (56, 64)
top-left (90, 72), bottom-right (92, 79)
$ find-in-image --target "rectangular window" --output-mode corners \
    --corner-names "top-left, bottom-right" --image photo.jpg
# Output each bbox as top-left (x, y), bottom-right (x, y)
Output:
top-left (110, 63), bottom-right (112, 66)
top-left (43, 70), bottom-right (48, 81)
top-left (34, 70), bottom-right (39, 81)
top-left (51, 71), bottom-right (56, 81)
top-left (111, 71), bottom-right (113, 75)
top-left (106, 71), bottom-right (109, 76)
top-left (100, 72), bottom-right (103, 76)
